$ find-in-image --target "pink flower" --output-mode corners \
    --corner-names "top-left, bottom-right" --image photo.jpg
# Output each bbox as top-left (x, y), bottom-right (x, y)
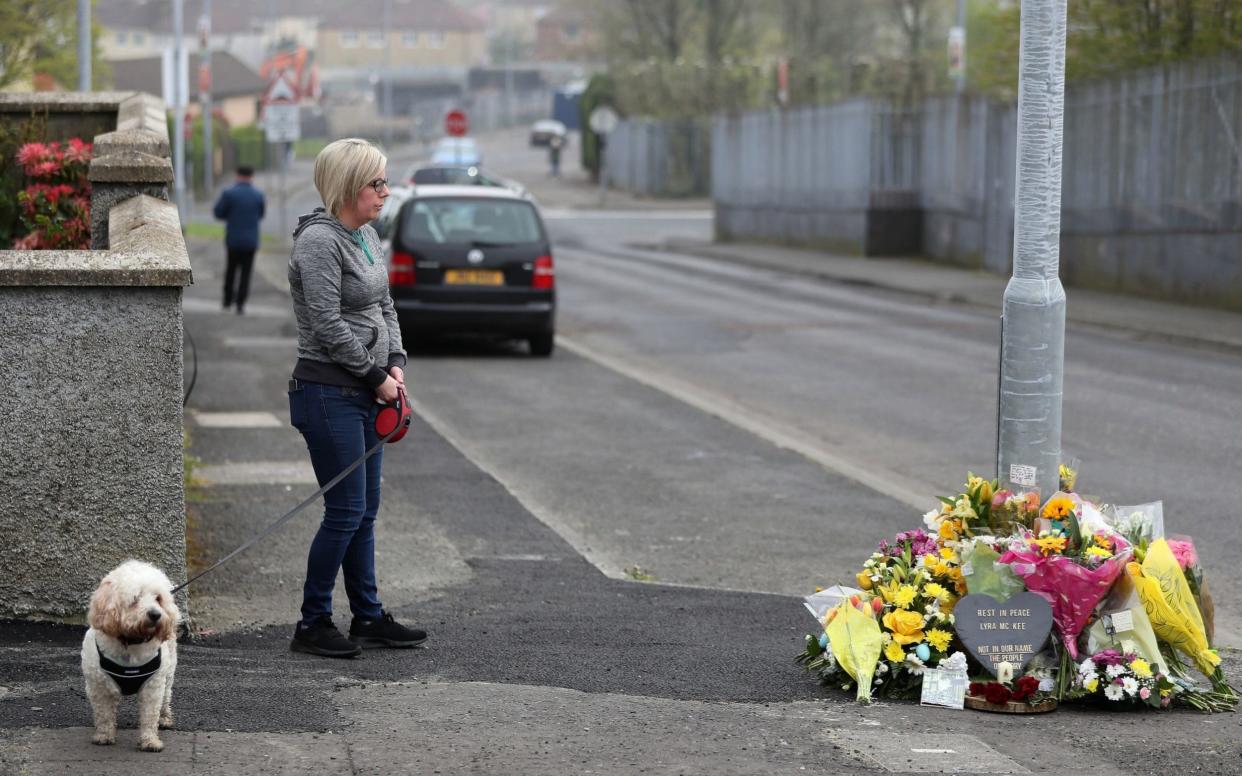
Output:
top-left (1166, 539), bottom-right (1198, 570)
top-left (991, 490), bottom-right (1013, 509)
top-left (1139, 687), bottom-right (1151, 700)
top-left (16, 141), bottom-right (49, 168)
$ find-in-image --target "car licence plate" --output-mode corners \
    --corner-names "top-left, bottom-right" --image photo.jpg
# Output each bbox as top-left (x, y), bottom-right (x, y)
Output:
top-left (444, 269), bottom-right (503, 286)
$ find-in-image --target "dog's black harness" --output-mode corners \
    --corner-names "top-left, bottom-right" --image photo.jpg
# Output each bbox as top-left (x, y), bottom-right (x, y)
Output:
top-left (96, 643), bottom-right (161, 695)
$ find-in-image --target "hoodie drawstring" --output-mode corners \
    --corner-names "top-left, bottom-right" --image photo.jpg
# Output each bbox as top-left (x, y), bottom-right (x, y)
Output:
top-left (352, 230), bottom-right (375, 265)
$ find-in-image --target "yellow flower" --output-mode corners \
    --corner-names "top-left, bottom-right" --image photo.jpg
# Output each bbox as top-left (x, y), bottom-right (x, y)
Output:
top-left (924, 582), bottom-right (948, 601)
top-left (876, 579), bottom-right (901, 604)
top-left (1131, 659), bottom-right (1152, 678)
top-left (931, 562), bottom-right (951, 577)
top-left (1085, 677), bottom-right (1099, 693)
top-left (1034, 535), bottom-right (1068, 556)
top-left (893, 585), bottom-right (917, 608)
top-left (926, 629), bottom-right (952, 652)
top-left (1042, 495), bottom-right (1076, 520)
top-left (938, 519), bottom-right (960, 541)
top-left (882, 608), bottom-right (926, 645)
top-left (1059, 463), bottom-right (1077, 491)
top-left (968, 474), bottom-right (994, 504)
top-left (885, 641), bottom-right (906, 662)
top-left (1085, 546), bottom-right (1112, 559)
top-left (855, 571), bottom-right (873, 591)
top-left (938, 547), bottom-right (958, 562)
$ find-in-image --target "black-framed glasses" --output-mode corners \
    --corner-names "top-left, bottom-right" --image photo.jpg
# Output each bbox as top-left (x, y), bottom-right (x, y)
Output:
top-left (366, 178), bottom-right (390, 193)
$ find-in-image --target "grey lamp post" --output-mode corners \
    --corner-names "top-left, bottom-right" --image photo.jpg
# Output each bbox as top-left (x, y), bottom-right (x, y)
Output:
top-left (996, 0), bottom-right (1069, 501)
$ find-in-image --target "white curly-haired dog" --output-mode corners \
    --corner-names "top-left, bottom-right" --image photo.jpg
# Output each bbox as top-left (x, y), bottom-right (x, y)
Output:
top-left (80, 560), bottom-right (180, 751)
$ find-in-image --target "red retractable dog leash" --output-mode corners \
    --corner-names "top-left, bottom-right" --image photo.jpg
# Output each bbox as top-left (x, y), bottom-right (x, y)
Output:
top-left (172, 386), bottom-right (413, 594)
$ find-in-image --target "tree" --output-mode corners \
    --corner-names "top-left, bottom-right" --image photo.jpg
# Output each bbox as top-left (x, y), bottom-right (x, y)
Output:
top-left (591, 0), bottom-right (764, 118)
top-left (966, 0), bottom-right (1242, 98)
top-left (0, 0), bottom-right (110, 90)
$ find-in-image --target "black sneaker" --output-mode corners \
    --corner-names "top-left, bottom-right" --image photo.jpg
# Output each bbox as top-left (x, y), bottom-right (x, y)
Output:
top-left (291, 616), bottom-right (362, 658)
top-left (349, 611), bottom-right (428, 648)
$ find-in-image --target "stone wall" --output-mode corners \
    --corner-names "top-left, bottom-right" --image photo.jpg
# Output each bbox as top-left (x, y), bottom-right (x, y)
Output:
top-left (0, 92), bottom-right (191, 620)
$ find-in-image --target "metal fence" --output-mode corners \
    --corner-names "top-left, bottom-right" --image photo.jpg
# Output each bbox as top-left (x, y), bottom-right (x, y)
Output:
top-left (606, 118), bottom-right (712, 197)
top-left (712, 56), bottom-right (1242, 306)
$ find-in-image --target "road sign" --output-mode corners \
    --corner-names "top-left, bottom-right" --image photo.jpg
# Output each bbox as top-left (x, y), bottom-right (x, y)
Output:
top-left (445, 109), bottom-right (469, 137)
top-left (262, 72), bottom-right (300, 143)
top-left (589, 105), bottom-right (619, 135)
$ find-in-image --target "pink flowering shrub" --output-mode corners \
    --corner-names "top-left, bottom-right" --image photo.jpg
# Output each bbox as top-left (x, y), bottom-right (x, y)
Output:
top-left (13, 139), bottom-right (92, 249)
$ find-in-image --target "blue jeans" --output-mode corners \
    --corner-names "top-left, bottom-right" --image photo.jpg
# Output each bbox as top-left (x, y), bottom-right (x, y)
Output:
top-left (289, 379), bottom-right (384, 626)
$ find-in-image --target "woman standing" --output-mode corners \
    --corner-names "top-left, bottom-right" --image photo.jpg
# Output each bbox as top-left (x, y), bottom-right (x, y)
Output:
top-left (287, 138), bottom-right (425, 658)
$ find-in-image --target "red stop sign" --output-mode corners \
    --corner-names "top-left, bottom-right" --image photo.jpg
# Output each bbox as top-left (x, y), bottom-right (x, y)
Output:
top-left (445, 109), bottom-right (469, 137)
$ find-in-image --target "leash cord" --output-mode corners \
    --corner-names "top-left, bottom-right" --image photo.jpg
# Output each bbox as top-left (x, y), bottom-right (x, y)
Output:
top-left (171, 424), bottom-right (399, 594)
top-left (183, 326), bottom-right (199, 408)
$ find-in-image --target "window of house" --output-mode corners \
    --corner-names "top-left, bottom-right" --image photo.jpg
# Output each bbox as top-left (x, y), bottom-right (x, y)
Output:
top-left (402, 31), bottom-right (418, 48)
top-left (340, 29), bottom-right (358, 48)
top-left (561, 24), bottom-right (580, 43)
top-left (133, 32), bottom-right (145, 45)
top-left (366, 30), bottom-right (384, 48)
top-left (116, 31), bottom-right (128, 45)
top-left (426, 31), bottom-right (444, 49)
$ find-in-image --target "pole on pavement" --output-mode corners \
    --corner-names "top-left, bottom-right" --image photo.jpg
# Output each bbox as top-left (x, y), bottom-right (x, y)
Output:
top-left (279, 141), bottom-right (288, 242)
top-left (172, 0), bottom-right (187, 226)
top-left (955, 0), bottom-right (966, 94)
top-left (382, 0), bottom-right (393, 149)
top-left (199, 0), bottom-right (213, 195)
top-left (996, 0), bottom-right (1068, 501)
top-left (77, 0), bottom-right (91, 90)
top-left (597, 135), bottom-right (608, 207)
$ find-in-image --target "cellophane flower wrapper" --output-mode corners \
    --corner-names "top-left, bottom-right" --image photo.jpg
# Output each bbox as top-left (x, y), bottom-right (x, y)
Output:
top-left (1086, 571), bottom-right (1166, 674)
top-left (960, 538), bottom-right (1027, 600)
top-left (825, 601), bottom-right (883, 703)
top-left (1166, 535), bottom-right (1215, 645)
top-left (1128, 539), bottom-right (1219, 677)
top-left (803, 586), bottom-right (862, 624)
top-left (997, 534), bottom-right (1132, 660)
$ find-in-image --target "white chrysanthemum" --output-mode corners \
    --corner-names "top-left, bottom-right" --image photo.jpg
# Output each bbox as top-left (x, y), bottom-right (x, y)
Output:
top-left (1121, 677), bottom-right (1139, 696)
top-left (1104, 684), bottom-right (1125, 701)
top-left (1105, 664), bottom-right (1125, 679)
top-left (1078, 659), bottom-right (1096, 676)
top-left (1038, 677), bottom-right (1056, 692)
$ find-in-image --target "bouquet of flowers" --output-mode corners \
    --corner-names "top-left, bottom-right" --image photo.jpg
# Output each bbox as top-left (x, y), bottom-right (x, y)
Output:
top-left (799, 530), bottom-right (959, 699)
top-left (969, 675), bottom-right (1047, 706)
top-left (1069, 650), bottom-right (1176, 708)
top-left (996, 494), bottom-right (1132, 660)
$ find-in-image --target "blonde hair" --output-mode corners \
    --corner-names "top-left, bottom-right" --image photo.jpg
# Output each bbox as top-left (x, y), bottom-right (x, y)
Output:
top-left (313, 138), bottom-right (387, 217)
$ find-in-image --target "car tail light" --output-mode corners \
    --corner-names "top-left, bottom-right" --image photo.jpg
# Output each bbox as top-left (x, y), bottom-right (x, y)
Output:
top-left (389, 250), bottom-right (416, 286)
top-left (533, 254), bottom-right (554, 290)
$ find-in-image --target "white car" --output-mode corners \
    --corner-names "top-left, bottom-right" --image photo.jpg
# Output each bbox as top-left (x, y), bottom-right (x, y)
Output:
top-left (431, 137), bottom-right (482, 166)
top-left (529, 119), bottom-right (567, 147)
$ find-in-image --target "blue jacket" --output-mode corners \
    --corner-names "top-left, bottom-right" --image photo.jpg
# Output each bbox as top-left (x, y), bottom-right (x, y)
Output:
top-left (213, 181), bottom-right (265, 250)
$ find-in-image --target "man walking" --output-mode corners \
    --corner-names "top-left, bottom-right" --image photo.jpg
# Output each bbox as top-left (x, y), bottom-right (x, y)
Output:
top-left (213, 166), bottom-right (266, 314)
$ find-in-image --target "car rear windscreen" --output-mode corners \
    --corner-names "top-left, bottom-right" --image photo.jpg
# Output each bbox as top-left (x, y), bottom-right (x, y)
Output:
top-left (403, 199), bottom-right (543, 246)
top-left (412, 168), bottom-right (476, 185)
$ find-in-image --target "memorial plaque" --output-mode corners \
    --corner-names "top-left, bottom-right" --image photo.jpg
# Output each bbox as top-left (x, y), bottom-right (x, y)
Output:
top-left (953, 592), bottom-right (1053, 677)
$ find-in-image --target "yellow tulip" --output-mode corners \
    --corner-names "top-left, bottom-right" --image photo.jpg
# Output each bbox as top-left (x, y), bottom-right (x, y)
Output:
top-left (855, 571), bottom-right (873, 591)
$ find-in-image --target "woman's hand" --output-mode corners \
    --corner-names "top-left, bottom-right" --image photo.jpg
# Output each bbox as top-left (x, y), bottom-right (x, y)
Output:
top-left (376, 375), bottom-right (400, 403)
top-left (390, 366), bottom-right (405, 388)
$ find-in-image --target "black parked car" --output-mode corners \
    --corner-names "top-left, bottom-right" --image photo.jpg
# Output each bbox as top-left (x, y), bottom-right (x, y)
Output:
top-left (383, 185), bottom-right (556, 356)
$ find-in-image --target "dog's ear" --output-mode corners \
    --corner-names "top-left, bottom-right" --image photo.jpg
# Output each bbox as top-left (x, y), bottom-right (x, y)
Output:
top-left (87, 579), bottom-right (120, 635)
top-left (156, 592), bottom-right (180, 641)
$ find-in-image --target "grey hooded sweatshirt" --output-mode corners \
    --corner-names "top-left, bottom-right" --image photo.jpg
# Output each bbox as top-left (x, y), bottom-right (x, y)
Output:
top-left (289, 208), bottom-right (405, 390)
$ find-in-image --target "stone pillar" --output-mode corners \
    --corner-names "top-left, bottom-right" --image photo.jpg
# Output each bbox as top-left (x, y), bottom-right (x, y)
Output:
top-left (88, 93), bottom-right (174, 249)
